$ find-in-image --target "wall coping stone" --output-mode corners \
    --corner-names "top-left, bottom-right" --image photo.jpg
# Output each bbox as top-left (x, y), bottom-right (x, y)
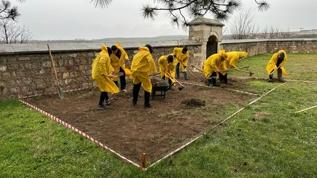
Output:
top-left (0, 42), bottom-right (201, 56)
top-left (221, 38), bottom-right (317, 44)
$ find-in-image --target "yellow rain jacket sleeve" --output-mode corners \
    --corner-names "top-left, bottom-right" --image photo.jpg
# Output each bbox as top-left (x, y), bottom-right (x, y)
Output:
top-left (91, 45), bottom-right (120, 93)
top-left (225, 51), bottom-right (248, 69)
top-left (158, 55), bottom-right (176, 83)
top-left (266, 50), bottom-right (288, 75)
top-left (131, 47), bottom-right (157, 93)
top-left (203, 51), bottom-right (227, 78)
top-left (173, 47), bottom-right (189, 72)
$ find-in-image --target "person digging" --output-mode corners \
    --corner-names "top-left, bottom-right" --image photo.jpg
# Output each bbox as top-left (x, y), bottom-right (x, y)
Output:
top-left (203, 50), bottom-right (228, 86)
top-left (266, 50), bottom-right (288, 82)
top-left (173, 46), bottom-right (189, 80)
top-left (91, 45), bottom-right (120, 110)
top-left (158, 54), bottom-right (176, 89)
top-left (131, 44), bottom-right (157, 108)
top-left (221, 51), bottom-right (250, 84)
top-left (110, 43), bottom-right (129, 92)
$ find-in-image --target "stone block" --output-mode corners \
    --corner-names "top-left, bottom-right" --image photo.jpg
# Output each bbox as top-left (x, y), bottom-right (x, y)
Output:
top-left (42, 61), bottom-right (52, 68)
top-left (3, 72), bottom-right (10, 78)
top-left (63, 72), bottom-right (70, 79)
top-left (18, 57), bottom-right (31, 61)
top-left (39, 69), bottom-right (46, 74)
top-left (0, 65), bottom-right (7, 72)
top-left (9, 88), bottom-right (18, 94)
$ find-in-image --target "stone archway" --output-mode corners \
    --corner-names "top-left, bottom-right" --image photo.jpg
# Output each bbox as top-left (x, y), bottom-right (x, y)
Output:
top-left (206, 35), bottom-right (218, 58)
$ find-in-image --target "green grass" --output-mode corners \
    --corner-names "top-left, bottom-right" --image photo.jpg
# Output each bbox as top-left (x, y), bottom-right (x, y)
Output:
top-left (1, 53), bottom-right (317, 177)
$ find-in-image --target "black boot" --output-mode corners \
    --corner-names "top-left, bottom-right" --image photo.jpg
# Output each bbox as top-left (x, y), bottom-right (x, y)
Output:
top-left (144, 91), bottom-right (151, 108)
top-left (132, 83), bottom-right (141, 106)
top-left (211, 77), bottom-right (218, 86)
top-left (277, 68), bottom-right (286, 82)
top-left (176, 63), bottom-right (180, 79)
top-left (183, 71), bottom-right (189, 80)
top-left (119, 67), bottom-right (127, 91)
top-left (219, 73), bottom-right (228, 84)
top-left (268, 74), bottom-right (274, 82)
top-left (98, 92), bottom-right (108, 109)
top-left (223, 74), bottom-right (228, 84)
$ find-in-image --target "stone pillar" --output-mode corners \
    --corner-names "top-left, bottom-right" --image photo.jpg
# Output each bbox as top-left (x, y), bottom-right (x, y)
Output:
top-left (188, 17), bottom-right (224, 67)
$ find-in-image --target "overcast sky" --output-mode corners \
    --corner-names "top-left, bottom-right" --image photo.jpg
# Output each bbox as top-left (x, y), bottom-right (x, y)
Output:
top-left (12, 0), bottom-right (317, 40)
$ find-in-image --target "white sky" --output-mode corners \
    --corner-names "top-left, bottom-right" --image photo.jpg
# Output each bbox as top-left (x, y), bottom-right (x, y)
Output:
top-left (12, 0), bottom-right (317, 40)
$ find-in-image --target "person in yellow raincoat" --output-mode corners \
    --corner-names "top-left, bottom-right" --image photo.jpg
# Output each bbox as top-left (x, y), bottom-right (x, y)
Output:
top-left (173, 46), bottom-right (189, 80)
top-left (91, 45), bottom-right (120, 109)
top-left (203, 50), bottom-right (228, 86)
top-left (266, 50), bottom-right (288, 82)
top-left (158, 55), bottom-right (176, 89)
top-left (221, 51), bottom-right (248, 83)
top-left (110, 44), bottom-right (129, 92)
top-left (131, 44), bottom-right (157, 108)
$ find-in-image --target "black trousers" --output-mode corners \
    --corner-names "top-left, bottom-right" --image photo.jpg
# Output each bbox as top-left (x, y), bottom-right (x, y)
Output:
top-left (218, 73), bottom-right (228, 84)
top-left (98, 92), bottom-right (109, 106)
top-left (132, 83), bottom-right (150, 106)
top-left (114, 67), bottom-right (126, 90)
top-left (176, 63), bottom-right (188, 80)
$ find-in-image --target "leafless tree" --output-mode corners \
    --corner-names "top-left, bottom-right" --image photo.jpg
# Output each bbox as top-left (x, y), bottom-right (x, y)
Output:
top-left (229, 9), bottom-right (258, 39)
top-left (0, 0), bottom-right (31, 43)
top-left (0, 20), bottom-right (31, 44)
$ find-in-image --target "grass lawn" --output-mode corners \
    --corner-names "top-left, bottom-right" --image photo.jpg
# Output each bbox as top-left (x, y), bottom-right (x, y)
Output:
top-left (1, 53), bottom-right (317, 177)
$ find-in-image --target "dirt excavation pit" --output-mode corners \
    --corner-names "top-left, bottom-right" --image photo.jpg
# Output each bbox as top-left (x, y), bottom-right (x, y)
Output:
top-left (25, 82), bottom-right (253, 166)
top-left (181, 98), bottom-right (206, 108)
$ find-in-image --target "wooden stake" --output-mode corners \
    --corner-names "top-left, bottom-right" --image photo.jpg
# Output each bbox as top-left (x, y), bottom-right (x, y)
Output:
top-left (140, 152), bottom-right (147, 169)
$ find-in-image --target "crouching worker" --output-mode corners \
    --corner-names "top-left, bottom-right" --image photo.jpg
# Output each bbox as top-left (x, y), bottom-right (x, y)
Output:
top-left (203, 50), bottom-right (228, 86)
top-left (266, 50), bottom-right (288, 82)
top-left (131, 44), bottom-right (157, 108)
top-left (91, 45), bottom-right (120, 109)
top-left (158, 55), bottom-right (176, 89)
top-left (222, 51), bottom-right (248, 83)
top-left (173, 46), bottom-right (189, 80)
top-left (110, 43), bottom-right (129, 92)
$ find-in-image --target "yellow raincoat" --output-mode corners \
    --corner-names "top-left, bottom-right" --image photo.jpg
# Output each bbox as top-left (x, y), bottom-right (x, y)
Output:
top-left (266, 50), bottom-right (288, 75)
top-left (91, 45), bottom-right (120, 93)
top-left (158, 55), bottom-right (176, 83)
top-left (203, 50), bottom-right (228, 79)
top-left (225, 51), bottom-right (248, 69)
top-left (173, 47), bottom-right (189, 72)
top-left (110, 43), bottom-right (129, 81)
top-left (131, 47), bottom-right (157, 93)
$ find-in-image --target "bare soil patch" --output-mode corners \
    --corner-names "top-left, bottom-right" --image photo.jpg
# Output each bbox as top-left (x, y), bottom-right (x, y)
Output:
top-left (25, 81), bottom-right (252, 165)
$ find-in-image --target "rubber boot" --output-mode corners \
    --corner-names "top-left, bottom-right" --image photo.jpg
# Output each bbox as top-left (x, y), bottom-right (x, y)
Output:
top-left (132, 83), bottom-right (141, 106)
top-left (144, 91), bottom-right (151, 108)
top-left (183, 71), bottom-right (189, 80)
top-left (223, 74), bottom-right (228, 84)
top-left (119, 67), bottom-right (126, 91)
top-left (277, 68), bottom-right (286, 82)
top-left (268, 74), bottom-right (274, 82)
top-left (176, 63), bottom-right (180, 79)
top-left (211, 77), bottom-right (218, 86)
top-left (98, 92), bottom-right (108, 109)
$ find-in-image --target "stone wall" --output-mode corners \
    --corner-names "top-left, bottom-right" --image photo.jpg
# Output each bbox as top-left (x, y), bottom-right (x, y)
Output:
top-left (0, 44), bottom-right (201, 98)
top-left (221, 38), bottom-right (317, 56)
